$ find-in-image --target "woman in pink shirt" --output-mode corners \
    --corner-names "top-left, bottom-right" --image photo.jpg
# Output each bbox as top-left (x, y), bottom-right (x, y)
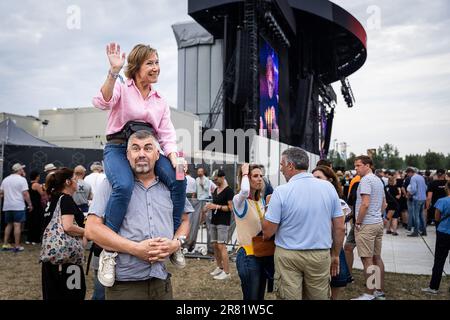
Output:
top-left (92, 43), bottom-right (186, 287)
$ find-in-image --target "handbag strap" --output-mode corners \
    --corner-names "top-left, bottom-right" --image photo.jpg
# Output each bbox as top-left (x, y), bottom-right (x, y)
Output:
top-left (51, 194), bottom-right (65, 225)
top-left (248, 199), bottom-right (265, 221)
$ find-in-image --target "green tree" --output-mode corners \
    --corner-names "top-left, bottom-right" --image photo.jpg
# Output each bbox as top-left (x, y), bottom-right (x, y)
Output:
top-left (328, 150), bottom-right (345, 170)
top-left (424, 150), bottom-right (446, 170)
top-left (405, 154), bottom-right (425, 169)
top-left (446, 154), bottom-right (450, 169)
top-left (373, 143), bottom-right (404, 169)
top-left (346, 152), bottom-right (356, 170)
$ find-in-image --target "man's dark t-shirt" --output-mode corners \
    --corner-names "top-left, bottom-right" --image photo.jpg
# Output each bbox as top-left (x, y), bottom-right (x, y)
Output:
top-left (403, 176), bottom-right (411, 191)
top-left (211, 186), bottom-right (234, 226)
top-left (396, 178), bottom-right (404, 189)
top-left (427, 180), bottom-right (447, 205)
top-left (42, 193), bottom-right (84, 237)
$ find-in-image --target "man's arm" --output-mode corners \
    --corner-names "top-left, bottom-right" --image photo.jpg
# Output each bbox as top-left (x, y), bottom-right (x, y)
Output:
top-left (150, 212), bottom-right (191, 263)
top-left (355, 194), bottom-right (370, 224)
top-left (262, 220), bottom-right (278, 240)
top-left (262, 189), bottom-right (281, 239)
top-left (381, 196), bottom-right (387, 212)
top-left (434, 208), bottom-right (442, 222)
top-left (173, 212), bottom-right (190, 240)
top-left (85, 215), bottom-right (156, 262)
top-left (409, 177), bottom-right (417, 196)
top-left (425, 191), bottom-right (432, 210)
top-left (22, 190), bottom-right (33, 212)
top-left (330, 215), bottom-right (345, 277)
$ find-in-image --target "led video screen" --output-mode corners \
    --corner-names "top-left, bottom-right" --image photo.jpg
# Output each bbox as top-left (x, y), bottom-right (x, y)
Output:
top-left (259, 39), bottom-right (279, 139)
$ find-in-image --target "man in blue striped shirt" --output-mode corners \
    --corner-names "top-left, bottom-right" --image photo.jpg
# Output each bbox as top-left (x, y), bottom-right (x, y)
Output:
top-left (406, 167), bottom-right (428, 237)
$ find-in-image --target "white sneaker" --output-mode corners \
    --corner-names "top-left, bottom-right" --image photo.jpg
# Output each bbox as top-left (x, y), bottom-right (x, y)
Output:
top-left (351, 293), bottom-right (375, 300)
top-left (170, 248), bottom-right (186, 269)
top-left (213, 271), bottom-right (230, 280)
top-left (421, 287), bottom-right (438, 295)
top-left (210, 267), bottom-right (223, 276)
top-left (25, 241), bottom-right (31, 245)
top-left (373, 290), bottom-right (386, 300)
top-left (98, 250), bottom-right (118, 287)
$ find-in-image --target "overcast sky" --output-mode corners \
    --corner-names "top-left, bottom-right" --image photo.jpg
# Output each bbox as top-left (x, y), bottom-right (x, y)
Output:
top-left (0, 0), bottom-right (448, 157)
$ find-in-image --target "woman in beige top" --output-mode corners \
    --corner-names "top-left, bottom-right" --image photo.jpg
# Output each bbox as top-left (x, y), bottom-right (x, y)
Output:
top-left (232, 163), bottom-right (267, 300)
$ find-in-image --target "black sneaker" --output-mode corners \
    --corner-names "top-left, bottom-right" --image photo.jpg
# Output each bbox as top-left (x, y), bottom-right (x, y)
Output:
top-left (407, 233), bottom-right (419, 237)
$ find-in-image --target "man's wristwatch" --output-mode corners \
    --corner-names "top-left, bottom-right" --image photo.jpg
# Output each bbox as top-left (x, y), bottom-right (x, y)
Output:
top-left (177, 236), bottom-right (187, 248)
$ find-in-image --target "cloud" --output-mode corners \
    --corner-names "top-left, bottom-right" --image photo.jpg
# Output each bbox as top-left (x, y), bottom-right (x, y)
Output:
top-left (330, 0), bottom-right (450, 156)
top-left (0, 0), bottom-right (448, 158)
top-left (0, 0), bottom-right (193, 115)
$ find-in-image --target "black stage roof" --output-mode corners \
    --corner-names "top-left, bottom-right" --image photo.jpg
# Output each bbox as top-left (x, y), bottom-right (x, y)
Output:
top-left (188, 0), bottom-right (367, 83)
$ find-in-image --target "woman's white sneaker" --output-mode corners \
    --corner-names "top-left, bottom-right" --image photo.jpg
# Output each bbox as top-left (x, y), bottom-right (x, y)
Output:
top-left (98, 250), bottom-right (118, 287)
top-left (210, 267), bottom-right (223, 276)
top-left (213, 271), bottom-right (230, 280)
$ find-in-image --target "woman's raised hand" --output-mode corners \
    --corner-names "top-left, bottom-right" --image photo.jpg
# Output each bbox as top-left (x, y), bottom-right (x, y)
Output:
top-left (106, 42), bottom-right (126, 73)
top-left (241, 163), bottom-right (249, 175)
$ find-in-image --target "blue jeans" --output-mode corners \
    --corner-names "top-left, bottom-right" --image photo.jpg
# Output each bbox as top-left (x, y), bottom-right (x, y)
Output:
top-left (236, 247), bottom-right (266, 300)
top-left (92, 270), bottom-right (105, 300)
top-left (103, 142), bottom-right (186, 233)
top-left (407, 199), bottom-right (415, 230)
top-left (330, 248), bottom-right (352, 287)
top-left (410, 199), bottom-right (426, 234)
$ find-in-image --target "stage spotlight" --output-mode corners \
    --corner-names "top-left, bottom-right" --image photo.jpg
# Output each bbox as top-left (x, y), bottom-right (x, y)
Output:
top-left (340, 77), bottom-right (355, 108)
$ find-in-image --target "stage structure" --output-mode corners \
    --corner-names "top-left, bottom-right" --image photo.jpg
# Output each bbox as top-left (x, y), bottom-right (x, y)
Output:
top-left (185, 0), bottom-right (366, 163)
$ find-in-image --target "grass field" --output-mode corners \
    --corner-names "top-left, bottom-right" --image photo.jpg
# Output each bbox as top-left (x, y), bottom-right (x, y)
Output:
top-left (0, 244), bottom-right (448, 300)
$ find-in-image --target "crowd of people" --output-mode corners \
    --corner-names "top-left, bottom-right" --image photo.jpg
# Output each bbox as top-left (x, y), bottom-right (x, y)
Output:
top-left (1, 149), bottom-right (448, 300)
top-left (1, 40), bottom-right (449, 301)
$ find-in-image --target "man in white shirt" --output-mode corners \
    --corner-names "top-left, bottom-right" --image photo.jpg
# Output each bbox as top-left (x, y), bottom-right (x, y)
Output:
top-left (0, 163), bottom-right (33, 252)
top-left (185, 169), bottom-right (196, 199)
top-left (195, 167), bottom-right (216, 200)
top-left (195, 167), bottom-right (217, 254)
top-left (85, 162), bottom-right (106, 196)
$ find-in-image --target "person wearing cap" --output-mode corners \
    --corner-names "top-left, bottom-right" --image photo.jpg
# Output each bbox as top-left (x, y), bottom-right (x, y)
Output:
top-left (44, 163), bottom-right (57, 174)
top-left (203, 169), bottom-right (234, 280)
top-left (84, 162), bottom-right (106, 196)
top-left (406, 167), bottom-right (427, 237)
top-left (426, 169), bottom-right (448, 226)
top-left (72, 165), bottom-right (93, 214)
top-left (0, 163), bottom-right (33, 252)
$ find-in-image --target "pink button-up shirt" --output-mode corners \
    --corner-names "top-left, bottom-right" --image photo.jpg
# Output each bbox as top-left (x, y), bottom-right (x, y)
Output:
top-left (92, 78), bottom-right (177, 155)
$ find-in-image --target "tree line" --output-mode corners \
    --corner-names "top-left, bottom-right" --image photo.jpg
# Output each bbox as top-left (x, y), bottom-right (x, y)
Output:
top-left (328, 143), bottom-right (450, 171)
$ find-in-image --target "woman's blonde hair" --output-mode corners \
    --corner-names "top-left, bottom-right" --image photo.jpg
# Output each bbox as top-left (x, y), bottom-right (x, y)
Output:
top-left (237, 164), bottom-right (263, 201)
top-left (124, 44), bottom-right (158, 80)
